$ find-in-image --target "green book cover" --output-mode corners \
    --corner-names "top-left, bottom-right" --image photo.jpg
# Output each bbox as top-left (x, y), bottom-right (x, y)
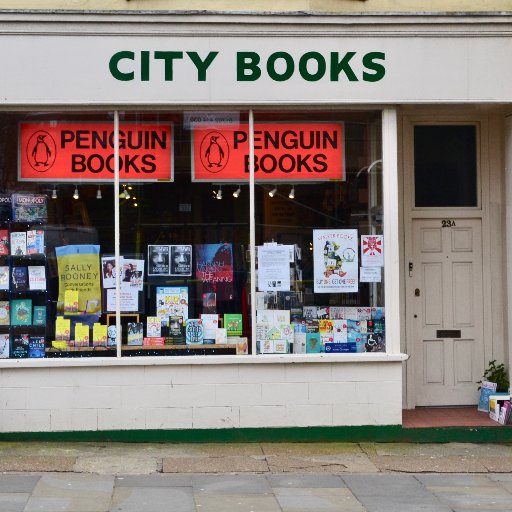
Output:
top-left (224, 313), bottom-right (243, 337)
top-left (33, 306), bottom-right (46, 326)
top-left (10, 299), bottom-right (32, 326)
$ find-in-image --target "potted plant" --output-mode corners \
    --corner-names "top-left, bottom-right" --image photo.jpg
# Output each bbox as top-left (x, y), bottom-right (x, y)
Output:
top-left (480, 360), bottom-right (510, 393)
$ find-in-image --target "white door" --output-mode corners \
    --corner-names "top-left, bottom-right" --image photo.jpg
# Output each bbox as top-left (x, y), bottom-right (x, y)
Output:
top-left (411, 218), bottom-right (484, 406)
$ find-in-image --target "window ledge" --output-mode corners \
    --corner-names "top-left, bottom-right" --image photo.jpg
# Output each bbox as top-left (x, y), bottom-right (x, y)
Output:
top-left (0, 352), bottom-right (408, 368)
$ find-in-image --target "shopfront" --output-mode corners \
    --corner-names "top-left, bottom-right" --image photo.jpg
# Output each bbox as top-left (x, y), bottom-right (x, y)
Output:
top-left (0, 11), bottom-right (510, 435)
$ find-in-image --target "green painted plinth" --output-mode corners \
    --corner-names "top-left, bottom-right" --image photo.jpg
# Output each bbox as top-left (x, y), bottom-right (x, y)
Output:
top-left (0, 425), bottom-right (511, 443)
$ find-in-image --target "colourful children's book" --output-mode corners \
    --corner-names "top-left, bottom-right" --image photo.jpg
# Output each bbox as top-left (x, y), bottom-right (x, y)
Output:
top-left (223, 313), bottom-right (243, 337)
top-left (10, 299), bottom-right (32, 326)
top-left (26, 229), bottom-right (45, 255)
top-left (146, 316), bottom-right (161, 338)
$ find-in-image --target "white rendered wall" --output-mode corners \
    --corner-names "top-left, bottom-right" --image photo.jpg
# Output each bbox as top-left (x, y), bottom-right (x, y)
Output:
top-left (0, 361), bottom-right (402, 432)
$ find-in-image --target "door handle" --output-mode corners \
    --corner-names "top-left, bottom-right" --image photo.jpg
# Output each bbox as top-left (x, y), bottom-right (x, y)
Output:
top-left (415, 288), bottom-right (420, 297)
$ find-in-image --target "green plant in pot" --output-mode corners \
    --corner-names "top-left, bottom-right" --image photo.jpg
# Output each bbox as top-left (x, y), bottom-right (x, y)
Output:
top-left (479, 360), bottom-right (510, 393)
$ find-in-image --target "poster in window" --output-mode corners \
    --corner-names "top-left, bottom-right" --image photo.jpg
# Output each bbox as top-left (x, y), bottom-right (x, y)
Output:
top-left (121, 258), bottom-right (144, 292)
top-left (194, 243), bottom-right (234, 301)
top-left (147, 245), bottom-right (170, 276)
top-left (313, 229), bottom-right (358, 293)
top-left (170, 245), bottom-right (192, 276)
top-left (257, 245), bottom-right (290, 292)
top-left (361, 235), bottom-right (384, 267)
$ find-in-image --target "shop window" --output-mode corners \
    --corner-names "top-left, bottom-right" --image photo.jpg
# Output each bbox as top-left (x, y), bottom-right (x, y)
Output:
top-left (0, 112), bottom-right (116, 358)
top-left (0, 109), bottom-right (385, 359)
top-left (414, 125), bottom-right (477, 208)
top-left (253, 111), bottom-right (385, 355)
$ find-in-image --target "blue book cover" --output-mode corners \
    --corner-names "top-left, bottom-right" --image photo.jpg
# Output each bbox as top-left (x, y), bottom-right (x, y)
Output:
top-left (11, 266), bottom-right (28, 291)
top-left (33, 306), bottom-right (46, 325)
top-left (28, 336), bottom-right (45, 358)
top-left (185, 319), bottom-right (204, 345)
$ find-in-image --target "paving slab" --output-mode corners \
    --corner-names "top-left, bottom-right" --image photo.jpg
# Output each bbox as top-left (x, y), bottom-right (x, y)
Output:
top-left (370, 455), bottom-right (487, 473)
top-left (415, 474), bottom-right (497, 487)
top-left (425, 485), bottom-right (512, 509)
top-left (115, 474), bottom-right (193, 487)
top-left (111, 487), bottom-right (195, 512)
top-left (363, 442), bottom-right (512, 457)
top-left (266, 474), bottom-right (345, 488)
top-left (478, 457), bottom-right (512, 472)
top-left (192, 474), bottom-right (273, 494)
top-left (0, 474), bottom-right (40, 492)
top-left (343, 474), bottom-right (452, 512)
top-left (162, 455), bottom-right (269, 473)
top-left (24, 495), bottom-right (111, 512)
top-left (74, 456), bottom-right (160, 475)
top-left (274, 487), bottom-right (366, 512)
top-left (194, 493), bottom-right (282, 512)
top-left (0, 456), bottom-right (76, 473)
top-left (267, 453), bottom-right (379, 473)
top-left (0, 493), bottom-right (30, 512)
top-left (261, 443), bottom-right (365, 456)
top-left (29, 473), bottom-right (114, 512)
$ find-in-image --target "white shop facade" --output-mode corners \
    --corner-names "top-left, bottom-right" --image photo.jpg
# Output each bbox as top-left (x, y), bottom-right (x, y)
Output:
top-left (0, 11), bottom-right (510, 437)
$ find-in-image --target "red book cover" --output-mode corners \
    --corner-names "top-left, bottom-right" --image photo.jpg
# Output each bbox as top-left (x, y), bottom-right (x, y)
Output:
top-left (0, 229), bottom-right (9, 255)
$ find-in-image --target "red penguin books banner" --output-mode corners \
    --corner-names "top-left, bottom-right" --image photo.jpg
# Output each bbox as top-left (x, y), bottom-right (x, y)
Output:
top-left (192, 123), bottom-right (344, 183)
top-left (19, 122), bottom-right (173, 182)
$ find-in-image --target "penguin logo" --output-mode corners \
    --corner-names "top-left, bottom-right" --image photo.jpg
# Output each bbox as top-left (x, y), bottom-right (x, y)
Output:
top-left (26, 130), bottom-right (57, 172)
top-left (199, 131), bottom-right (229, 173)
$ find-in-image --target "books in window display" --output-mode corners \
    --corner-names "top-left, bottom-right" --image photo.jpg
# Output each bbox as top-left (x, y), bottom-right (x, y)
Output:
top-left (33, 306), bottom-right (46, 325)
top-left (10, 232), bottom-right (26, 256)
top-left (11, 193), bottom-right (48, 222)
top-left (26, 229), bottom-right (45, 255)
top-left (28, 336), bottom-right (45, 358)
top-left (185, 319), bottom-right (204, 345)
top-left (127, 322), bottom-right (144, 346)
top-left (11, 334), bottom-right (29, 358)
top-left (10, 299), bottom-right (32, 326)
top-left (200, 314), bottom-right (218, 344)
top-left (224, 313), bottom-right (243, 337)
top-left (0, 229), bottom-right (9, 255)
top-left (11, 266), bottom-right (28, 291)
top-left (0, 301), bottom-right (9, 326)
top-left (146, 316), bottom-right (161, 338)
top-left (0, 266), bottom-right (9, 291)
top-left (28, 266), bottom-right (46, 290)
top-left (0, 333), bottom-right (9, 358)
top-left (168, 315), bottom-right (185, 344)
top-left (0, 194), bottom-right (11, 221)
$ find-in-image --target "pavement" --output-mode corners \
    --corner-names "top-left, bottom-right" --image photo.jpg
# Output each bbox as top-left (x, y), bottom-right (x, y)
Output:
top-left (0, 442), bottom-right (511, 511)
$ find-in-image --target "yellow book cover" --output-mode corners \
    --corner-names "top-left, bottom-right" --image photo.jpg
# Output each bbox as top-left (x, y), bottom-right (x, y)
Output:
top-left (55, 316), bottom-right (71, 342)
top-left (64, 289), bottom-right (79, 313)
top-left (319, 319), bottom-right (334, 333)
top-left (74, 323), bottom-right (90, 347)
top-left (92, 323), bottom-right (107, 346)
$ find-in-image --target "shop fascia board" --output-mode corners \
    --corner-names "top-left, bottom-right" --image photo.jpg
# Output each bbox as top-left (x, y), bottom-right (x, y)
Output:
top-left (0, 353), bottom-right (408, 368)
top-left (0, 11), bottom-right (511, 36)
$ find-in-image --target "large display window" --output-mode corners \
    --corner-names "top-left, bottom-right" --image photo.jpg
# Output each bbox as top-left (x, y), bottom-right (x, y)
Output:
top-left (0, 108), bottom-right (384, 359)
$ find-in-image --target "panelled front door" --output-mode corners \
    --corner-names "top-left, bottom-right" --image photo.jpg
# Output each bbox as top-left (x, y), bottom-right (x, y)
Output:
top-left (411, 218), bottom-right (484, 406)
